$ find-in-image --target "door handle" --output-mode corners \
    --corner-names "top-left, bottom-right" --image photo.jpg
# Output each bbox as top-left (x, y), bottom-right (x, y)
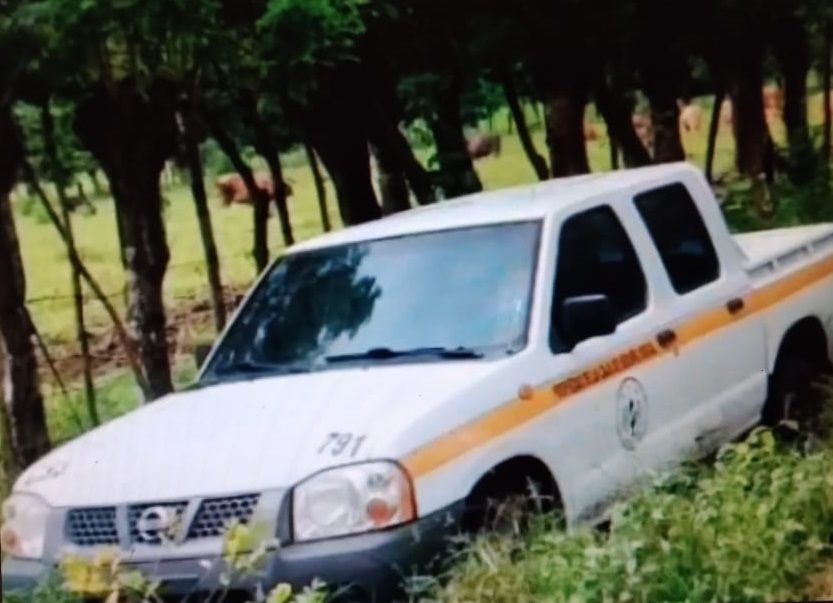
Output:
top-left (656, 329), bottom-right (677, 348)
top-left (726, 297), bottom-right (745, 315)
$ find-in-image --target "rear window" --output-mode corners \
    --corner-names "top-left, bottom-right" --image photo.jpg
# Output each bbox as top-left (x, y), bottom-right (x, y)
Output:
top-left (633, 183), bottom-right (720, 295)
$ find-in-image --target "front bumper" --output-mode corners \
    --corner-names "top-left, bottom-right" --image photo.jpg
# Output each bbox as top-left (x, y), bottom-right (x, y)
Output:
top-left (2, 500), bottom-right (466, 602)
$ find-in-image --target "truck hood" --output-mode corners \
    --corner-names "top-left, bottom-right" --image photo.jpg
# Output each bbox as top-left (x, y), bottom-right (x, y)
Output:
top-left (17, 362), bottom-right (497, 508)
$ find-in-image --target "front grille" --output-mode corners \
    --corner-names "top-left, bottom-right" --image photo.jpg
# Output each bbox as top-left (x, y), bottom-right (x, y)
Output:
top-left (66, 507), bottom-right (119, 547)
top-left (188, 494), bottom-right (261, 539)
top-left (64, 493), bottom-right (262, 548)
top-left (128, 501), bottom-right (189, 545)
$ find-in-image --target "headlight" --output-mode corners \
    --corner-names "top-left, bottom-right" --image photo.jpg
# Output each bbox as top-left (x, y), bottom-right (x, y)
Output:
top-left (292, 461), bottom-right (416, 542)
top-left (0, 493), bottom-right (51, 559)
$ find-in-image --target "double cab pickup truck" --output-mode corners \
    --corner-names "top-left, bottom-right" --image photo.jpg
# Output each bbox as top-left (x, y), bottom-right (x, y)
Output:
top-left (4, 162), bottom-right (833, 601)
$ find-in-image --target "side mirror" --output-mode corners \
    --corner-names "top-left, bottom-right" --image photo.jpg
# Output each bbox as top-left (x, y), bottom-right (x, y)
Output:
top-left (194, 342), bottom-right (214, 370)
top-left (560, 294), bottom-right (617, 349)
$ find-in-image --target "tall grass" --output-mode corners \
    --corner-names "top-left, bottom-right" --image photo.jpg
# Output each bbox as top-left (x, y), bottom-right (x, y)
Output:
top-left (428, 427), bottom-right (833, 603)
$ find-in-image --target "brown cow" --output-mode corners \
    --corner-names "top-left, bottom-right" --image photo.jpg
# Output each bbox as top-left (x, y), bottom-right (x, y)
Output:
top-left (467, 133), bottom-right (501, 160)
top-left (215, 172), bottom-right (294, 208)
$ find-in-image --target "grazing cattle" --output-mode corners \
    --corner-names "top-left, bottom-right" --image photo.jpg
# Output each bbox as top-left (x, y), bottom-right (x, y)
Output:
top-left (466, 133), bottom-right (501, 160)
top-left (678, 101), bottom-right (704, 133)
top-left (215, 172), bottom-right (294, 208)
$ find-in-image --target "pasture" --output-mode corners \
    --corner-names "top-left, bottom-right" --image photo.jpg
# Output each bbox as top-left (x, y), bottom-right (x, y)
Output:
top-left (16, 101), bottom-right (732, 343)
top-left (11, 91), bottom-right (828, 381)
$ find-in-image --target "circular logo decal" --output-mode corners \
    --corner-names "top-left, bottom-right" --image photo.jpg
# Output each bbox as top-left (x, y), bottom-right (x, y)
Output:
top-left (615, 378), bottom-right (649, 450)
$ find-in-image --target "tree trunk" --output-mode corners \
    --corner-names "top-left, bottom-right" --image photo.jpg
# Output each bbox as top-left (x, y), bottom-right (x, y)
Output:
top-left (203, 108), bottom-right (271, 273)
top-left (726, 39), bottom-right (776, 217)
top-left (179, 106), bottom-right (226, 334)
top-left (426, 73), bottom-right (483, 197)
top-left (303, 139), bottom-right (331, 232)
top-left (0, 345), bottom-right (17, 493)
top-left (110, 191), bottom-right (131, 317)
top-left (74, 81), bottom-right (177, 401)
top-left (503, 73), bottom-right (549, 180)
top-left (646, 96), bottom-right (685, 163)
top-left (542, 88), bottom-right (591, 177)
top-left (21, 160), bottom-right (148, 392)
top-left (0, 104), bottom-right (51, 468)
top-left (593, 83), bottom-right (652, 168)
top-left (610, 138), bottom-right (620, 170)
top-left (286, 67), bottom-right (382, 226)
top-left (239, 94), bottom-right (294, 247)
top-left (87, 169), bottom-right (103, 195)
top-left (259, 150), bottom-right (293, 248)
top-left (40, 101), bottom-right (98, 426)
top-left (772, 12), bottom-right (813, 183)
top-left (251, 190), bottom-right (269, 273)
top-left (363, 105), bottom-right (437, 206)
top-left (705, 90), bottom-right (725, 183)
top-left (636, 16), bottom-right (687, 165)
top-left (309, 130), bottom-right (381, 226)
top-left (728, 57), bottom-right (772, 180)
top-left (369, 142), bottom-right (410, 215)
top-left (823, 19), bottom-right (832, 163)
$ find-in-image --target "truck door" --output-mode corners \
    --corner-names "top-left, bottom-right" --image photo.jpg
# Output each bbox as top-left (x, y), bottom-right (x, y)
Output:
top-left (546, 202), bottom-right (685, 523)
top-left (629, 181), bottom-right (768, 456)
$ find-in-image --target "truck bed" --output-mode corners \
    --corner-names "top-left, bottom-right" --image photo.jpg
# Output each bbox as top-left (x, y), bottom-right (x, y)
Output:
top-left (733, 223), bottom-right (833, 285)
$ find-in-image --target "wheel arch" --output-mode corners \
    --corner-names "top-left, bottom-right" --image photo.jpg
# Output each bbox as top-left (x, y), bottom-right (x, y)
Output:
top-left (770, 315), bottom-right (831, 377)
top-left (461, 454), bottom-right (564, 531)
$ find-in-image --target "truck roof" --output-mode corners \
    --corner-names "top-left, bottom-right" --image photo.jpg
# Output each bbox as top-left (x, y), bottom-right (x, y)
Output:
top-left (289, 161), bottom-right (702, 254)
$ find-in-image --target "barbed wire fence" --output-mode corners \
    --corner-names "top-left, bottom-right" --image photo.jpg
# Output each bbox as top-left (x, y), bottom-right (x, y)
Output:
top-left (25, 257), bottom-right (253, 307)
top-left (27, 258), bottom-right (252, 395)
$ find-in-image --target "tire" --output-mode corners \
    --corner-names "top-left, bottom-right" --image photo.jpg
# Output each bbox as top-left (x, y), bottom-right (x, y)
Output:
top-left (763, 352), bottom-right (828, 436)
top-left (463, 472), bottom-right (560, 540)
top-left (480, 492), bottom-right (536, 538)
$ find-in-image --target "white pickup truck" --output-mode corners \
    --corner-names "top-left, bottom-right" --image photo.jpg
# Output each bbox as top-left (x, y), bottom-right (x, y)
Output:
top-left (4, 162), bottom-right (833, 602)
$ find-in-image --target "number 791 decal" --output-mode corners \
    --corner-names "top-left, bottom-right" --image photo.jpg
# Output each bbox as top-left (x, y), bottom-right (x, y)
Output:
top-left (317, 432), bottom-right (367, 458)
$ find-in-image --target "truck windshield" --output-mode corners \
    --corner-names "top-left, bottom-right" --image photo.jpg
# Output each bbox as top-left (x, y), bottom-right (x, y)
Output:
top-left (202, 220), bottom-right (542, 380)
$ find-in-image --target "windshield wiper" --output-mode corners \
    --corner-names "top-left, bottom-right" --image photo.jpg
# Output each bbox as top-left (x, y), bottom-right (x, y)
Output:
top-left (211, 359), bottom-right (313, 377)
top-left (325, 346), bottom-right (485, 363)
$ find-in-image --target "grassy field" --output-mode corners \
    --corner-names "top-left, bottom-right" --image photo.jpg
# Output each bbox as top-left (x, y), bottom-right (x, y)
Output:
top-left (14, 93), bottom-right (762, 348)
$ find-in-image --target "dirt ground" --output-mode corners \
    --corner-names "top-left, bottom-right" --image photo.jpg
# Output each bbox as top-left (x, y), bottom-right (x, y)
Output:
top-left (806, 564), bottom-right (833, 600)
top-left (39, 285), bottom-right (249, 388)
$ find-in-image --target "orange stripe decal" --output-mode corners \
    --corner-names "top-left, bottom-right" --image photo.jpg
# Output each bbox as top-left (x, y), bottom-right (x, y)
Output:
top-left (403, 249), bottom-right (833, 480)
